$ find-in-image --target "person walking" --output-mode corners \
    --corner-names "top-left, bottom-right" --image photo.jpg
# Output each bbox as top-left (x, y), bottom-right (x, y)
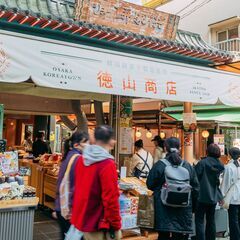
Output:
top-left (71, 125), bottom-right (121, 240)
top-left (131, 139), bottom-right (153, 178)
top-left (55, 131), bottom-right (89, 240)
top-left (221, 147), bottom-right (240, 240)
top-left (147, 137), bottom-right (199, 240)
top-left (195, 144), bottom-right (225, 240)
top-left (152, 135), bottom-right (165, 163)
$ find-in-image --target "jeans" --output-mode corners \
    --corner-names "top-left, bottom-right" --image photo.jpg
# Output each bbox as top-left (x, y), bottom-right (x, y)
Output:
top-left (228, 204), bottom-right (240, 240)
top-left (56, 211), bottom-right (71, 240)
top-left (158, 232), bottom-right (189, 240)
top-left (195, 202), bottom-right (216, 240)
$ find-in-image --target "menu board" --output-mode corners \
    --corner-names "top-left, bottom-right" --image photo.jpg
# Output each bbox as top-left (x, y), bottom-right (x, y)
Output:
top-left (120, 127), bottom-right (133, 154)
top-left (0, 151), bottom-right (18, 175)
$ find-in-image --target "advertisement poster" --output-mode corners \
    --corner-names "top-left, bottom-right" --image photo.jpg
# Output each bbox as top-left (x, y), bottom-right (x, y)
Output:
top-left (0, 151), bottom-right (18, 175)
top-left (184, 132), bottom-right (193, 146)
top-left (214, 134), bottom-right (225, 156)
top-left (183, 113), bottom-right (197, 132)
top-left (120, 127), bottom-right (133, 154)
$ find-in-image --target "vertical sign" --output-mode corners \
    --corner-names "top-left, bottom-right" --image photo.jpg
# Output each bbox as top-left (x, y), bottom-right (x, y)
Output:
top-left (214, 134), bottom-right (225, 156)
top-left (119, 97), bottom-right (133, 154)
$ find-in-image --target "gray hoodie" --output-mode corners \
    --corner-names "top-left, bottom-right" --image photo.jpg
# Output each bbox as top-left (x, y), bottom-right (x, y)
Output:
top-left (83, 145), bottom-right (114, 166)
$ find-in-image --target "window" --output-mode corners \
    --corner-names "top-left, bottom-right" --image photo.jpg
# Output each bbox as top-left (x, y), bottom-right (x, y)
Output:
top-left (228, 27), bottom-right (238, 39)
top-left (217, 31), bottom-right (227, 42)
top-left (217, 27), bottom-right (239, 42)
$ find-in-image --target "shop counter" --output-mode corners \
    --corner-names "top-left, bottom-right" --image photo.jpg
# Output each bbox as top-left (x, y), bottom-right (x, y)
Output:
top-left (0, 198), bottom-right (38, 240)
top-left (43, 174), bottom-right (58, 210)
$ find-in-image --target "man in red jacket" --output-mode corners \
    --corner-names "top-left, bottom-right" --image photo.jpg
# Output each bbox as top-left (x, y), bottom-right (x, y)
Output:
top-left (71, 125), bottom-right (121, 240)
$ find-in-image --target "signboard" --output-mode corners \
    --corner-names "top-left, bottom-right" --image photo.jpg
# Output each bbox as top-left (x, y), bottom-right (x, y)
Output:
top-left (142, 0), bottom-right (173, 8)
top-left (75, 0), bottom-right (179, 40)
top-left (1, 31), bottom-right (240, 106)
top-left (214, 134), bottom-right (225, 156)
top-left (183, 113), bottom-right (197, 132)
top-left (0, 139), bottom-right (6, 153)
top-left (0, 151), bottom-right (18, 175)
top-left (120, 127), bottom-right (133, 154)
top-left (233, 139), bottom-right (240, 149)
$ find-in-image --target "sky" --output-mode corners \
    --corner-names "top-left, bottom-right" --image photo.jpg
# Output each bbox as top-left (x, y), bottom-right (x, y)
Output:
top-left (125, 0), bottom-right (213, 17)
top-left (124, 0), bottom-right (240, 41)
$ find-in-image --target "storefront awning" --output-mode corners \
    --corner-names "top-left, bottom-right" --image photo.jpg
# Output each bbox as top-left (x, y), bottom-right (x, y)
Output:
top-left (165, 105), bottom-right (240, 123)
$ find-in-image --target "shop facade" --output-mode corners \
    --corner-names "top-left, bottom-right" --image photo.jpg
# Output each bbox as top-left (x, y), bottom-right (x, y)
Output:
top-left (0, 0), bottom-right (240, 239)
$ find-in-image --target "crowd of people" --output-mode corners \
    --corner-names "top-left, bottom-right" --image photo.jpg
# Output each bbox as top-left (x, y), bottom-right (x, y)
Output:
top-left (53, 125), bottom-right (240, 240)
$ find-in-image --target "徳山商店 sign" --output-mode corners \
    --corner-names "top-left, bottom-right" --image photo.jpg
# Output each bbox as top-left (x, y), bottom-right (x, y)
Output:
top-left (1, 31), bottom-right (240, 106)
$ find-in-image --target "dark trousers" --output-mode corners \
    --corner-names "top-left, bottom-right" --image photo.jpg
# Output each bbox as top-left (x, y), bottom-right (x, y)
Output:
top-left (195, 202), bottom-right (216, 240)
top-left (158, 231), bottom-right (189, 240)
top-left (56, 211), bottom-right (71, 240)
top-left (228, 204), bottom-right (240, 240)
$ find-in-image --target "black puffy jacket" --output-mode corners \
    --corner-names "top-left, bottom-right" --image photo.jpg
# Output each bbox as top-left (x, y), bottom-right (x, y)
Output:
top-left (195, 157), bottom-right (224, 204)
top-left (147, 160), bottom-right (199, 233)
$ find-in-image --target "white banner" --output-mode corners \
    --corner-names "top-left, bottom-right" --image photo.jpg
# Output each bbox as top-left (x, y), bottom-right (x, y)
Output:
top-left (0, 31), bottom-right (239, 105)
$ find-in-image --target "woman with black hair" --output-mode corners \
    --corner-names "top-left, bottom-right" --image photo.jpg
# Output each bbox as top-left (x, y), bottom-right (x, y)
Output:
top-left (152, 135), bottom-right (165, 163)
top-left (55, 131), bottom-right (89, 240)
top-left (147, 137), bottom-right (199, 240)
top-left (221, 147), bottom-right (240, 240)
top-left (195, 144), bottom-right (224, 240)
top-left (131, 139), bottom-right (153, 178)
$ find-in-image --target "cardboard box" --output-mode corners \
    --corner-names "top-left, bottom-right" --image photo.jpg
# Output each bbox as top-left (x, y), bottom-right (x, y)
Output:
top-left (137, 195), bottom-right (155, 229)
top-left (122, 214), bottom-right (138, 230)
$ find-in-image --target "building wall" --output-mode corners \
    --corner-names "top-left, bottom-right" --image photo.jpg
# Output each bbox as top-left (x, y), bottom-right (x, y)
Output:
top-left (178, 0), bottom-right (240, 42)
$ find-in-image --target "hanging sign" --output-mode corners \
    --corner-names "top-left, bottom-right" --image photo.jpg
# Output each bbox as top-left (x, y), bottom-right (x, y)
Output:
top-left (214, 134), bottom-right (225, 156)
top-left (75, 0), bottom-right (179, 40)
top-left (1, 31), bottom-right (240, 106)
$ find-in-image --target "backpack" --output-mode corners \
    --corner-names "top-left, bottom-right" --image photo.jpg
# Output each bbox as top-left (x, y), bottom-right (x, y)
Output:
top-left (59, 153), bottom-right (79, 219)
top-left (133, 152), bottom-right (150, 178)
top-left (160, 159), bottom-right (192, 208)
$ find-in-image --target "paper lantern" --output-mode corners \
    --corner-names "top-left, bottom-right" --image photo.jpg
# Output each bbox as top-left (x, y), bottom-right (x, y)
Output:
top-left (160, 131), bottom-right (166, 139)
top-left (135, 130), bottom-right (142, 138)
top-left (146, 131), bottom-right (153, 139)
top-left (202, 130), bottom-right (210, 139)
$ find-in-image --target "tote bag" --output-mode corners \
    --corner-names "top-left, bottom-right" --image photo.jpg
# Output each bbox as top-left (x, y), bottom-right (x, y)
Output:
top-left (59, 154), bottom-right (79, 219)
top-left (65, 225), bottom-right (83, 240)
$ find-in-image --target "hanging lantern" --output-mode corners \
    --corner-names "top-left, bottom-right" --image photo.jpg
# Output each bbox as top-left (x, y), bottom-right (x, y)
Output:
top-left (146, 130), bottom-right (153, 139)
top-left (202, 130), bottom-right (210, 139)
top-left (135, 129), bottom-right (142, 138)
top-left (160, 131), bottom-right (166, 139)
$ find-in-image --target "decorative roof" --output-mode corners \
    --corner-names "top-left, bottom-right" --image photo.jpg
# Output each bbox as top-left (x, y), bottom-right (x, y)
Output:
top-left (0, 0), bottom-right (233, 64)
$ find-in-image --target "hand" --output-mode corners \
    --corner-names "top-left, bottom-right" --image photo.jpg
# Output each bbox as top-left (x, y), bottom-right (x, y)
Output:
top-left (52, 211), bottom-right (57, 219)
top-left (219, 200), bottom-right (224, 206)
